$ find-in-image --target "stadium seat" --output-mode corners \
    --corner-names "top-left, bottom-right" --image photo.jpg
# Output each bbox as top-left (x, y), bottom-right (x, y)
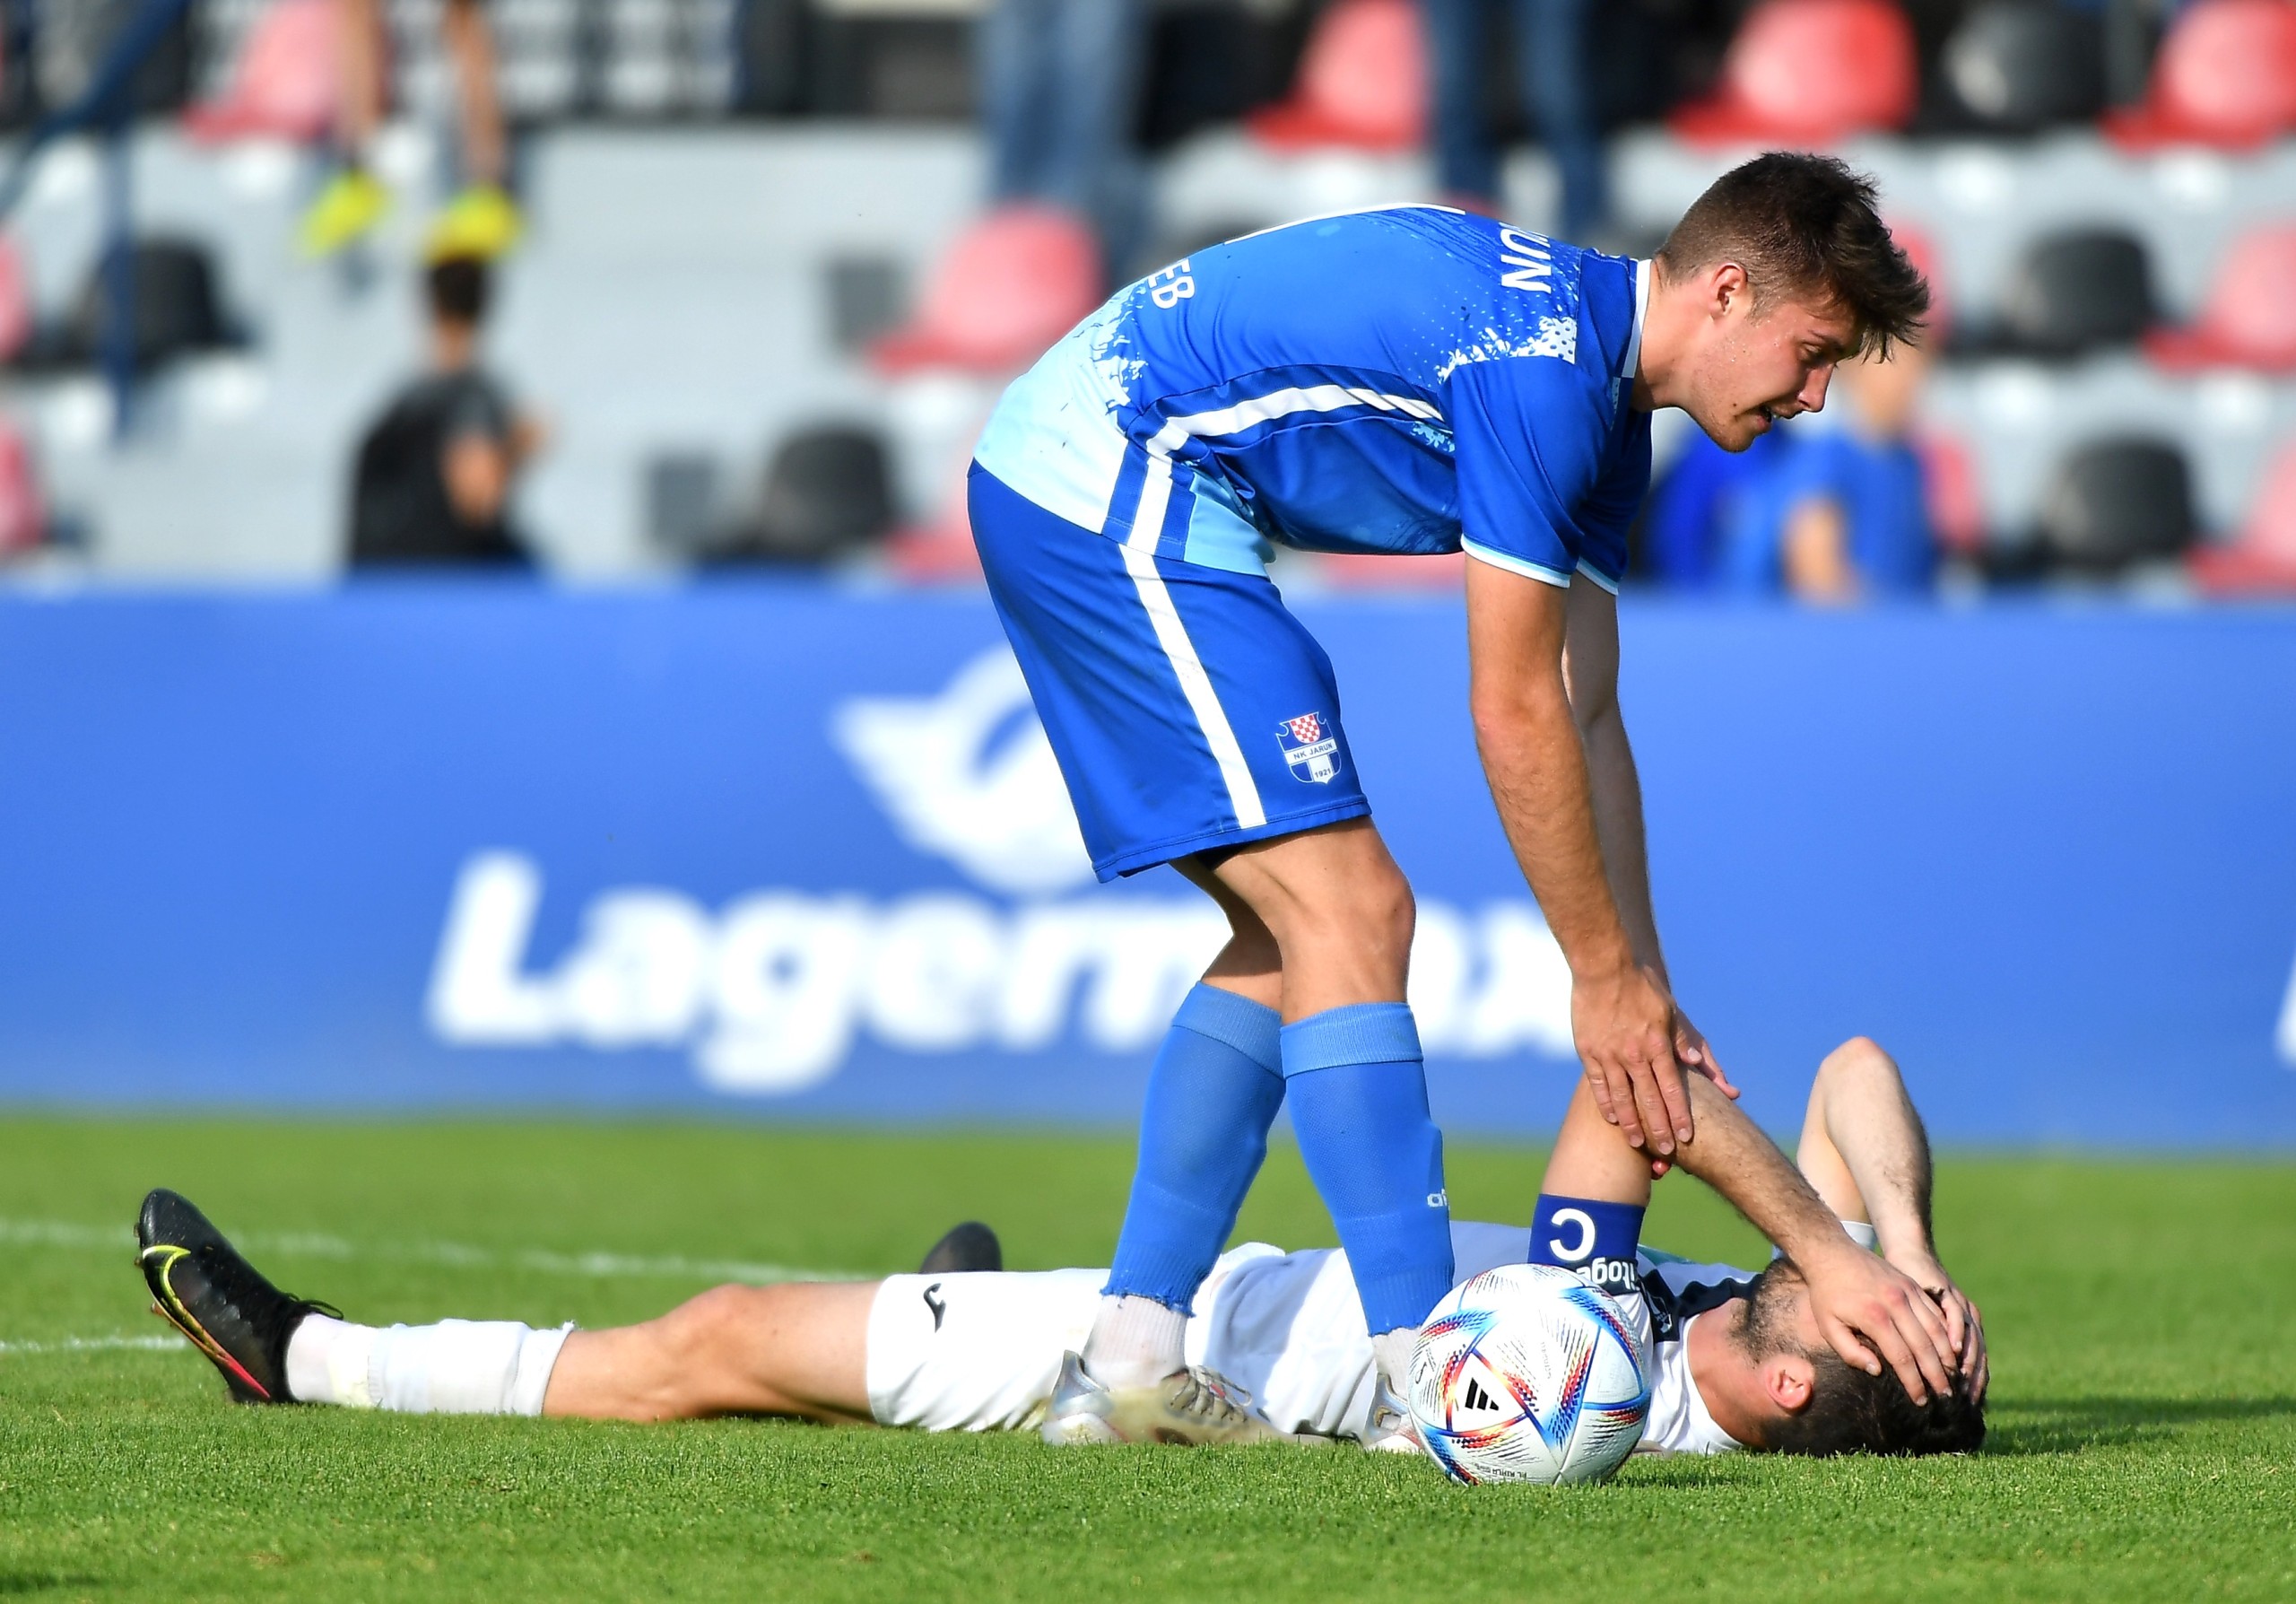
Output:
top-left (1245, 0), bottom-right (1425, 153)
top-left (2189, 440), bottom-right (2296, 593)
top-left (703, 425), bottom-right (895, 566)
top-left (870, 205), bottom-right (1103, 377)
top-left (2145, 225), bottom-right (2296, 373)
top-left (1890, 219), bottom-right (1952, 341)
top-left (0, 236), bottom-right (32, 365)
top-left (2105, 0), bottom-right (2296, 150)
top-left (2038, 438), bottom-right (2195, 573)
top-left (1669, 0), bottom-right (1917, 144)
top-left (182, 0), bottom-right (337, 145)
top-left (0, 421), bottom-right (46, 559)
top-left (1918, 432), bottom-right (1986, 555)
top-left (1317, 551), bottom-right (1465, 589)
top-left (1939, 0), bottom-right (2104, 132)
top-left (1994, 229), bottom-right (2154, 356)
top-left (57, 238), bottom-right (235, 371)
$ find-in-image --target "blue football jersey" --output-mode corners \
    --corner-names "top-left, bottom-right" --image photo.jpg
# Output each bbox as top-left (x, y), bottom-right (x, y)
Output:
top-left (972, 205), bottom-right (1652, 590)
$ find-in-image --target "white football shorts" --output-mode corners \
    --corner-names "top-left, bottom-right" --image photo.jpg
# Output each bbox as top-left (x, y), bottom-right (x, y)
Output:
top-left (861, 1240), bottom-right (1377, 1438)
top-left (865, 1268), bottom-right (1103, 1433)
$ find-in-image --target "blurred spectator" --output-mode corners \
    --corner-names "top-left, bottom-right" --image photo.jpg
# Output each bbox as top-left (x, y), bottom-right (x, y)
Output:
top-left (1422, 0), bottom-right (1608, 241)
top-left (347, 255), bottom-right (543, 570)
top-left (303, 0), bottom-right (521, 261)
top-left (1640, 426), bottom-right (1792, 588)
top-left (1719, 344), bottom-right (1939, 601)
top-left (978, 0), bottom-right (1146, 277)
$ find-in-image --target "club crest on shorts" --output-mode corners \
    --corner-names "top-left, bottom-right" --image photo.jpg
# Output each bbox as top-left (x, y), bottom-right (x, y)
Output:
top-left (1276, 711), bottom-right (1341, 784)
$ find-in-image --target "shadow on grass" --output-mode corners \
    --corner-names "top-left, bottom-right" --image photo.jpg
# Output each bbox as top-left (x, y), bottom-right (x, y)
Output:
top-left (1986, 1395), bottom-right (2296, 1456)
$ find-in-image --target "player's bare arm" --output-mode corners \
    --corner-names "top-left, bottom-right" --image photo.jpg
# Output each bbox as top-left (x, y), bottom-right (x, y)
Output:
top-left (1796, 1037), bottom-right (1987, 1400)
top-left (1466, 557), bottom-right (1693, 1155)
top-left (1542, 1060), bottom-right (1959, 1406)
top-left (1556, 570), bottom-right (1735, 1105)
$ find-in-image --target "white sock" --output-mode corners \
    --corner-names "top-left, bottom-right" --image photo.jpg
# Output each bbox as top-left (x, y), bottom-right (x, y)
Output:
top-left (1082, 1295), bottom-right (1187, 1389)
top-left (284, 1313), bottom-right (573, 1416)
top-left (1369, 1329), bottom-right (1418, 1399)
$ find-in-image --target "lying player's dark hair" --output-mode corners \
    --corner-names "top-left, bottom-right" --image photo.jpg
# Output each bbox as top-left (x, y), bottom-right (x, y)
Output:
top-left (427, 255), bottom-right (492, 327)
top-left (1656, 151), bottom-right (1929, 359)
top-left (1736, 1260), bottom-right (1986, 1458)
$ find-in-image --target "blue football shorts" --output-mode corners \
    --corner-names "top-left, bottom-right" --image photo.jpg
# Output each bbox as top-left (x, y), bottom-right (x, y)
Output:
top-left (970, 463), bottom-right (1372, 881)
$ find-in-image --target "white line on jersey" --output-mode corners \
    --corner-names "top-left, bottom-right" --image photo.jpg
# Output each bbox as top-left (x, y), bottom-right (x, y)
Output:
top-left (1222, 202), bottom-right (1468, 249)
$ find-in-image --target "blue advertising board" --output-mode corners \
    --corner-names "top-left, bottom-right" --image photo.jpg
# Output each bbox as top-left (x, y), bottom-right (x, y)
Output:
top-left (1, 583), bottom-right (2292, 1145)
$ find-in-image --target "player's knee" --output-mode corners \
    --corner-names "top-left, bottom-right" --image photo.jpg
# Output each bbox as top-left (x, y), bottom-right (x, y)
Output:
top-left (655, 1285), bottom-right (774, 1390)
top-left (1820, 1035), bottom-right (1899, 1084)
top-left (1344, 859), bottom-right (1415, 955)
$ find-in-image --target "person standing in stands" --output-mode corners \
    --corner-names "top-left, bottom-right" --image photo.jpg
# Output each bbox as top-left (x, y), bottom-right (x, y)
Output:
top-left (1422, 0), bottom-right (1610, 244)
top-left (978, 0), bottom-right (1146, 277)
top-left (346, 254), bottom-right (543, 569)
top-left (304, 0), bottom-right (521, 261)
top-left (1718, 341), bottom-right (1938, 601)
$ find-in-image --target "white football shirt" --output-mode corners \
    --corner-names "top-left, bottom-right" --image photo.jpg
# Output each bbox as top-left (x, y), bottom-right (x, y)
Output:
top-left (1185, 1221), bottom-right (1758, 1454)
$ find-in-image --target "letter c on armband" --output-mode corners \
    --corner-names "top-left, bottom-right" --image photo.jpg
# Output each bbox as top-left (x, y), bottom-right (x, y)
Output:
top-left (1547, 1207), bottom-right (1596, 1264)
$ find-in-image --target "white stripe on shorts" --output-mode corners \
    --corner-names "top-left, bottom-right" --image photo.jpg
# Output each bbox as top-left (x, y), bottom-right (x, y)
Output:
top-left (1115, 382), bottom-right (1439, 835)
top-left (1119, 544), bottom-right (1267, 830)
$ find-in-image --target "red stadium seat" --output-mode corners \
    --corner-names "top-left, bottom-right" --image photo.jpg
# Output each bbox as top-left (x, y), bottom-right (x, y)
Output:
top-left (870, 205), bottom-right (1103, 378)
top-left (0, 235), bottom-right (30, 364)
top-left (183, 0), bottom-right (339, 145)
top-left (1316, 551), bottom-right (1465, 589)
top-left (0, 421), bottom-right (47, 558)
top-left (1670, 0), bottom-right (1918, 144)
top-left (2190, 440), bottom-right (2296, 593)
top-left (1917, 432), bottom-right (1986, 555)
top-left (1247, 0), bottom-right (1426, 153)
top-left (2146, 225), bottom-right (2296, 373)
top-left (2105, 0), bottom-right (2296, 151)
top-left (1890, 218), bottom-right (1952, 342)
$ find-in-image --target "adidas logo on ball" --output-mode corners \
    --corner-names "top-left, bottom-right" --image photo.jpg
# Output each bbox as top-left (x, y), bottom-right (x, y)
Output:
top-left (1411, 1263), bottom-right (1650, 1486)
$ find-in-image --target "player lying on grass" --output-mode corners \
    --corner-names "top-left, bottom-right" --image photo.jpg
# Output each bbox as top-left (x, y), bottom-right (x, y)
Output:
top-left (135, 1036), bottom-right (1982, 1456)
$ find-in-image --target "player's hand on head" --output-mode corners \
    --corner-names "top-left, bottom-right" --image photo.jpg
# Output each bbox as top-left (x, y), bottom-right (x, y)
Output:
top-left (1669, 1008), bottom-right (1739, 1100)
top-left (1802, 1242), bottom-right (1959, 1407)
top-left (1890, 1251), bottom-right (1987, 1405)
top-left (1571, 963), bottom-right (1692, 1155)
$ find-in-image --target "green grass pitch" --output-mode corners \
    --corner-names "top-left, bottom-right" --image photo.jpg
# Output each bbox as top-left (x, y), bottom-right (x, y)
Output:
top-left (2, 1115), bottom-right (2292, 1601)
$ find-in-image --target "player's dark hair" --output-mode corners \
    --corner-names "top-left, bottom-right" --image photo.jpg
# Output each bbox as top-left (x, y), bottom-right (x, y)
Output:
top-left (1655, 152), bottom-right (1929, 358)
top-left (427, 255), bottom-right (491, 327)
top-left (1738, 1260), bottom-right (1986, 1458)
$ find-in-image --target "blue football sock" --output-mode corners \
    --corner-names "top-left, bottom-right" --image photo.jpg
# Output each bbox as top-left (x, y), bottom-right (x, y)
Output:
top-left (1281, 1002), bottom-right (1454, 1335)
top-left (1530, 1193), bottom-right (1645, 1302)
top-left (1101, 984), bottom-right (1285, 1312)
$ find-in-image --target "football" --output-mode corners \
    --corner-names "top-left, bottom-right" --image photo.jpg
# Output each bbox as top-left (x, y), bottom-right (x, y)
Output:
top-left (1408, 1263), bottom-right (1651, 1486)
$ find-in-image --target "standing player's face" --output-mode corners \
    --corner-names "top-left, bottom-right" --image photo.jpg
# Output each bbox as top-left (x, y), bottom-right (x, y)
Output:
top-left (1687, 287), bottom-right (1862, 453)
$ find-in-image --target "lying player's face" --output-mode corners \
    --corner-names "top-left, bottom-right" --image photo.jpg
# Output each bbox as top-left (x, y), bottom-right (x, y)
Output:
top-left (1743, 1277), bottom-right (1829, 1433)
top-left (1692, 292), bottom-right (1861, 453)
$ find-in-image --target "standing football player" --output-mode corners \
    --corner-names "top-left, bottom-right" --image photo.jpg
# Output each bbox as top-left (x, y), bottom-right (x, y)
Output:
top-left (964, 152), bottom-right (1950, 1444)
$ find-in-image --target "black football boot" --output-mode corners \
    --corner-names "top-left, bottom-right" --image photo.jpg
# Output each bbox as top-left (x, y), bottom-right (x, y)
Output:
top-left (135, 1189), bottom-right (335, 1404)
top-left (918, 1221), bottom-right (1003, 1274)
